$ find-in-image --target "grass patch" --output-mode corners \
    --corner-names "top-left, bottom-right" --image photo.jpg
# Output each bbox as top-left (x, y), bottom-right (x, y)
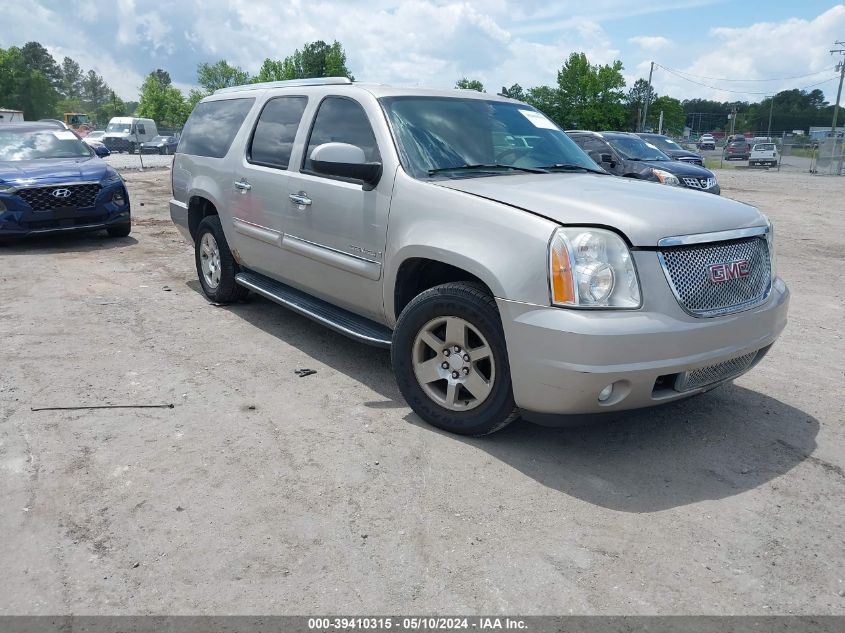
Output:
top-left (788, 148), bottom-right (816, 159)
top-left (704, 157), bottom-right (736, 170)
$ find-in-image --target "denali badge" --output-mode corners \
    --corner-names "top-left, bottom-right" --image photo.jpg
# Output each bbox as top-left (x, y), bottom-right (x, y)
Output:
top-left (708, 260), bottom-right (750, 283)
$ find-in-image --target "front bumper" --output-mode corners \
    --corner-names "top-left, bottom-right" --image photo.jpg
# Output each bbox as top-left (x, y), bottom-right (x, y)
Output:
top-left (0, 185), bottom-right (130, 238)
top-left (497, 262), bottom-right (789, 419)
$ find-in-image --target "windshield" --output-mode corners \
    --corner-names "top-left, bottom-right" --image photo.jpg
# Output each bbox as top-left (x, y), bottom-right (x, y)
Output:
top-left (106, 122), bottom-right (131, 133)
top-left (0, 128), bottom-right (92, 161)
top-left (379, 96), bottom-right (600, 178)
top-left (646, 136), bottom-right (683, 151)
top-left (606, 136), bottom-right (670, 161)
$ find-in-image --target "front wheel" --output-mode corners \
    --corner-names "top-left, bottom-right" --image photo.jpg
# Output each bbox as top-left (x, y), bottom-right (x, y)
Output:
top-left (106, 221), bottom-right (131, 238)
top-left (391, 282), bottom-right (518, 436)
top-left (195, 215), bottom-right (249, 303)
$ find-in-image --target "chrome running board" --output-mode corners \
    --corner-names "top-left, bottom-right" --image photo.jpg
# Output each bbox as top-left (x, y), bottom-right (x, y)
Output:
top-left (235, 270), bottom-right (392, 348)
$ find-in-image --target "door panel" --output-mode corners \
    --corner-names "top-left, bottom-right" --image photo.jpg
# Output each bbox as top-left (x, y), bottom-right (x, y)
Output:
top-left (280, 96), bottom-right (390, 322)
top-left (226, 96), bottom-right (307, 279)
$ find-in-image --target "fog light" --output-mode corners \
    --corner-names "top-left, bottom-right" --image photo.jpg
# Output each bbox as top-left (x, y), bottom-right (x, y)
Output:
top-left (112, 189), bottom-right (125, 204)
top-left (598, 384), bottom-right (613, 402)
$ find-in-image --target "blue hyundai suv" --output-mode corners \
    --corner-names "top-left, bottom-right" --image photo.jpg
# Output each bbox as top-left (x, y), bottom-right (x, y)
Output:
top-left (0, 123), bottom-right (130, 240)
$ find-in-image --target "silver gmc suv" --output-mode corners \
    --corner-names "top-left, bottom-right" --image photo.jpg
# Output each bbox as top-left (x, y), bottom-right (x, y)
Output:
top-left (170, 78), bottom-right (789, 436)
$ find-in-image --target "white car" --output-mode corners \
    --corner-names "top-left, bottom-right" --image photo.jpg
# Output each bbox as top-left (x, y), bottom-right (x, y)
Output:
top-left (750, 143), bottom-right (778, 167)
top-left (698, 134), bottom-right (716, 151)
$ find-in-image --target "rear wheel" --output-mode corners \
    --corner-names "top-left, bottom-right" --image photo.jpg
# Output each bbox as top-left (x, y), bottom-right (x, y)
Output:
top-left (392, 282), bottom-right (518, 436)
top-left (195, 215), bottom-right (248, 303)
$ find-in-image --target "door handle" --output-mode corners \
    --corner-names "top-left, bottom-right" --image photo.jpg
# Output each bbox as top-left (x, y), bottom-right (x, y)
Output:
top-left (234, 179), bottom-right (252, 192)
top-left (289, 192), bottom-right (312, 206)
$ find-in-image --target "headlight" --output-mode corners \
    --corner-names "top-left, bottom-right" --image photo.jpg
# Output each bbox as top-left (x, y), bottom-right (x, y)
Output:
top-left (0, 199), bottom-right (6, 212)
top-left (102, 171), bottom-right (123, 186)
top-left (549, 227), bottom-right (641, 308)
top-left (652, 169), bottom-right (680, 186)
top-left (764, 215), bottom-right (776, 279)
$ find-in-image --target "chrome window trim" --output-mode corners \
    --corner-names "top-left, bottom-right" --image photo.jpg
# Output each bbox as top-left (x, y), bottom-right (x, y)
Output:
top-left (658, 225), bottom-right (768, 248)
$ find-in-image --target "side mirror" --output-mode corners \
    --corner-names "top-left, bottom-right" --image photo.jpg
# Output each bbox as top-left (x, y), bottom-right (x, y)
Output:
top-left (598, 152), bottom-right (616, 169)
top-left (94, 145), bottom-right (110, 157)
top-left (310, 142), bottom-right (382, 190)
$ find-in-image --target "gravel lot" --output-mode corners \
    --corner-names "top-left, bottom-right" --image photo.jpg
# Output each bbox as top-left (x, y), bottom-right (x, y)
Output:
top-left (0, 167), bottom-right (843, 615)
top-left (104, 153), bottom-right (173, 170)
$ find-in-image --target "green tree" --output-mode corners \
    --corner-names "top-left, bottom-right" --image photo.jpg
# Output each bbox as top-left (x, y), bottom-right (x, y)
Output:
top-left (60, 56), bottom-right (83, 99)
top-left (186, 89), bottom-right (206, 111)
top-left (0, 45), bottom-right (59, 119)
top-left (504, 83), bottom-right (526, 101)
top-left (647, 96), bottom-right (685, 134)
top-left (81, 69), bottom-right (109, 111)
top-left (197, 60), bottom-right (250, 92)
top-left (20, 42), bottom-right (62, 89)
top-left (455, 77), bottom-right (484, 92)
top-left (137, 70), bottom-right (189, 128)
top-left (555, 52), bottom-right (626, 130)
top-left (255, 40), bottom-right (354, 82)
top-left (625, 78), bottom-right (656, 131)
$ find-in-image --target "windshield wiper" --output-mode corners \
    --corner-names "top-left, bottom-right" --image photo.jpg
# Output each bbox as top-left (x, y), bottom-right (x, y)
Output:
top-left (542, 163), bottom-right (607, 174)
top-left (428, 163), bottom-right (549, 176)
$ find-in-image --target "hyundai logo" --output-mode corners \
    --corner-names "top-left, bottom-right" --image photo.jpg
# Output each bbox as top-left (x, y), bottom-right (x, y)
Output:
top-left (51, 188), bottom-right (72, 199)
top-left (708, 260), bottom-right (750, 283)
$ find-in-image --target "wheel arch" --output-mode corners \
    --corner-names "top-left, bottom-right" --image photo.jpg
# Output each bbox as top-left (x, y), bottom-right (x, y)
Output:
top-left (388, 251), bottom-right (503, 325)
top-left (187, 195), bottom-right (219, 241)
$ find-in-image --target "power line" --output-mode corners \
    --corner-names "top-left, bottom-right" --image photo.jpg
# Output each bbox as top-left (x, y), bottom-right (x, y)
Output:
top-left (655, 64), bottom-right (835, 82)
top-left (657, 64), bottom-right (839, 96)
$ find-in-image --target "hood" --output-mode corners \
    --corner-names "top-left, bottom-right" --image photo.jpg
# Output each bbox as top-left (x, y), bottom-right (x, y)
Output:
top-left (639, 158), bottom-right (713, 177)
top-left (665, 149), bottom-right (702, 160)
top-left (0, 157), bottom-right (111, 185)
top-left (435, 172), bottom-right (764, 247)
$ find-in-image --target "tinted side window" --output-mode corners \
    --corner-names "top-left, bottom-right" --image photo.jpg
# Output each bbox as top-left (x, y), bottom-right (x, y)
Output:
top-left (138, 123), bottom-right (146, 135)
top-left (248, 96), bottom-right (307, 169)
top-left (303, 97), bottom-right (380, 172)
top-left (179, 98), bottom-right (255, 158)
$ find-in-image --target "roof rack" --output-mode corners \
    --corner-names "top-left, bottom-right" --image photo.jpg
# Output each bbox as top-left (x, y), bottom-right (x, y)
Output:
top-left (214, 77), bottom-right (353, 95)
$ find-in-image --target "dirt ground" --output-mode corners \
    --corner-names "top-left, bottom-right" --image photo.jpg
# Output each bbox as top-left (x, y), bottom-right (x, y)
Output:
top-left (0, 167), bottom-right (843, 615)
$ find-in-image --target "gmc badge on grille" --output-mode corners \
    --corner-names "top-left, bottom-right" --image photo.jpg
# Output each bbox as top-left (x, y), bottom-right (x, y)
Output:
top-left (708, 259), bottom-right (750, 283)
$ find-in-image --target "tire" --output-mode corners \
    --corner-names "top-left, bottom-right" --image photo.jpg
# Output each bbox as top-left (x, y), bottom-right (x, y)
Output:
top-left (391, 282), bottom-right (519, 436)
top-left (195, 215), bottom-right (249, 303)
top-left (106, 222), bottom-right (131, 238)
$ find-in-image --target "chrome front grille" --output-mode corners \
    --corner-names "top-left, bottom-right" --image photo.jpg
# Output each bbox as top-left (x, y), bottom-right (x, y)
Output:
top-left (658, 236), bottom-right (771, 317)
top-left (16, 184), bottom-right (101, 211)
top-left (678, 157), bottom-right (704, 166)
top-left (682, 176), bottom-right (716, 189)
top-left (675, 350), bottom-right (758, 391)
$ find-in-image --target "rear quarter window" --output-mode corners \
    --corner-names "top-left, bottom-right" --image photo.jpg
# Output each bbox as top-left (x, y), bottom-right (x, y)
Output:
top-left (178, 98), bottom-right (255, 158)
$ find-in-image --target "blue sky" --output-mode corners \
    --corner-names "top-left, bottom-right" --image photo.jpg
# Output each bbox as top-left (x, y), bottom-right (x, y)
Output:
top-left (1, 1), bottom-right (843, 105)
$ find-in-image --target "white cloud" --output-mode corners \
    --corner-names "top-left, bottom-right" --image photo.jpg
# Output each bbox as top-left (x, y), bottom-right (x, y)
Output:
top-left (628, 36), bottom-right (672, 52)
top-left (651, 5), bottom-right (845, 101)
top-left (1, 0), bottom-right (843, 107)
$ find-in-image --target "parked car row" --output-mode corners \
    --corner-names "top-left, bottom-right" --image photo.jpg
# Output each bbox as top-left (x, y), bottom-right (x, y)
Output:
top-left (1, 83), bottom-right (788, 437)
top-left (567, 130), bottom-right (719, 194)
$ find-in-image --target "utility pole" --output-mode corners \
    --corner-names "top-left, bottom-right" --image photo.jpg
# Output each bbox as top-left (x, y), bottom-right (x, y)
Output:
top-left (830, 41), bottom-right (845, 135)
top-left (641, 61), bottom-right (654, 132)
top-left (767, 95), bottom-right (775, 138)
